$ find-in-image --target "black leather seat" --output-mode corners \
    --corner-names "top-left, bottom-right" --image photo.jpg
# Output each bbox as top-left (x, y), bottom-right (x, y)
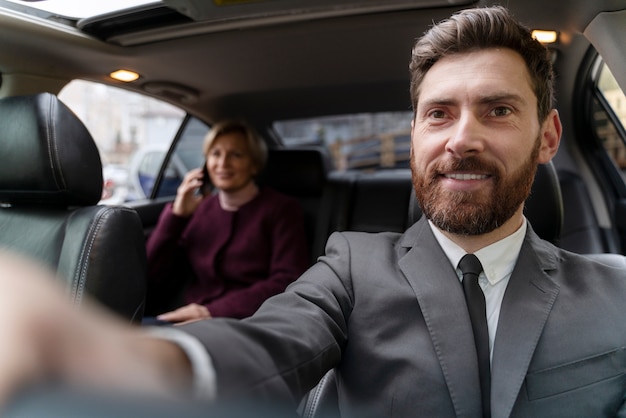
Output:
top-left (327, 169), bottom-right (414, 234)
top-left (297, 369), bottom-right (340, 418)
top-left (0, 93), bottom-right (147, 322)
top-left (258, 147), bottom-right (333, 264)
top-left (557, 169), bottom-right (610, 253)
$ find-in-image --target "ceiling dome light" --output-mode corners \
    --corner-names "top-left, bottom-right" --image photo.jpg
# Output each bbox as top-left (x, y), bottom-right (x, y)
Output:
top-left (110, 69), bottom-right (140, 82)
top-left (532, 30), bottom-right (558, 44)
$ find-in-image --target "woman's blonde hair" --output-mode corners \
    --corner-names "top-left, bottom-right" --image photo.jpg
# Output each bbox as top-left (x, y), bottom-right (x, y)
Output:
top-left (202, 119), bottom-right (268, 172)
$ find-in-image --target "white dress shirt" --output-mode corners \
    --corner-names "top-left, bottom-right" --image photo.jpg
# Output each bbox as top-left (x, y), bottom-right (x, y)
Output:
top-left (428, 219), bottom-right (527, 361)
top-left (148, 325), bottom-right (217, 400)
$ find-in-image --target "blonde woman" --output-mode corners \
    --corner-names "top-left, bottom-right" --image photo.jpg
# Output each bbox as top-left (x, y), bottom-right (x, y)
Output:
top-left (146, 120), bottom-right (309, 323)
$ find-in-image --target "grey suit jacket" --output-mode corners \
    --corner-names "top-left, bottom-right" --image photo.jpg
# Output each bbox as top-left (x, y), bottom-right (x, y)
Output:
top-left (181, 218), bottom-right (626, 418)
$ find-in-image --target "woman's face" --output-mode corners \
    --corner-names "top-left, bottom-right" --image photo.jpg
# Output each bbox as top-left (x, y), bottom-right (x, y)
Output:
top-left (206, 132), bottom-right (258, 192)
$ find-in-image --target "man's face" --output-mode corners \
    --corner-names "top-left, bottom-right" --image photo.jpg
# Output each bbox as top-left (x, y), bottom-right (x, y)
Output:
top-left (411, 48), bottom-right (554, 236)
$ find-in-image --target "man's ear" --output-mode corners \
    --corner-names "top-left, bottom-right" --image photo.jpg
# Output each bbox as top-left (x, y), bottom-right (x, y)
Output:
top-left (537, 109), bottom-right (562, 163)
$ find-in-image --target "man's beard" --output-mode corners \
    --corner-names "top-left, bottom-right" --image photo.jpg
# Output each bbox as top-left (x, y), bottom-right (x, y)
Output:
top-left (411, 139), bottom-right (540, 236)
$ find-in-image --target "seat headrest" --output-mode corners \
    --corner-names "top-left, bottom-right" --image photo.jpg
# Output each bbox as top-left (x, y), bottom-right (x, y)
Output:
top-left (523, 161), bottom-right (564, 243)
top-left (0, 93), bottom-right (103, 206)
top-left (408, 161), bottom-right (564, 244)
top-left (258, 147), bottom-right (332, 197)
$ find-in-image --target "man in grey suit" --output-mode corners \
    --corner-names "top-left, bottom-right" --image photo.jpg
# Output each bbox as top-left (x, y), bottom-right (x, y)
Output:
top-left (173, 7), bottom-right (626, 416)
top-left (0, 5), bottom-right (625, 418)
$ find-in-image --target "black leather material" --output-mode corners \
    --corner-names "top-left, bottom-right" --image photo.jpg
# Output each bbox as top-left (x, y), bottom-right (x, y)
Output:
top-left (557, 169), bottom-right (607, 253)
top-left (0, 93), bottom-right (146, 322)
top-left (298, 370), bottom-right (340, 418)
top-left (408, 161), bottom-right (564, 245)
top-left (0, 93), bottom-right (103, 207)
top-left (327, 170), bottom-right (413, 234)
top-left (258, 147), bottom-right (333, 263)
top-left (524, 161), bottom-right (564, 245)
top-left (258, 147), bottom-right (332, 198)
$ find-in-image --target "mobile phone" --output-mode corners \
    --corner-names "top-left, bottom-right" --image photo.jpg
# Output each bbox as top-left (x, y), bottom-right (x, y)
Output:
top-left (197, 160), bottom-right (213, 196)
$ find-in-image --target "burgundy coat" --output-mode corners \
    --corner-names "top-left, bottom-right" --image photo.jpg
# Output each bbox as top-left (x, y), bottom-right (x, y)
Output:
top-left (146, 187), bottom-right (309, 318)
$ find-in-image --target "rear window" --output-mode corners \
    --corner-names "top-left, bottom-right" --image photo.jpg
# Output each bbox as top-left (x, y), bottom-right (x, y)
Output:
top-left (273, 112), bottom-right (413, 172)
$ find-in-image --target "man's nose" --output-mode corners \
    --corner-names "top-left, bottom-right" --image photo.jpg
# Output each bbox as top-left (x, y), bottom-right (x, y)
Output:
top-left (445, 113), bottom-right (485, 158)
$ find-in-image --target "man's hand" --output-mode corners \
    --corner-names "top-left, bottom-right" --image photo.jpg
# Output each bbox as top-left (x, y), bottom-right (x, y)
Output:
top-left (0, 250), bottom-right (194, 406)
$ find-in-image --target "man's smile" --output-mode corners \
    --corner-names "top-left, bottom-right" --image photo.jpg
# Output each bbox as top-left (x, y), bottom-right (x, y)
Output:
top-left (443, 173), bottom-right (490, 180)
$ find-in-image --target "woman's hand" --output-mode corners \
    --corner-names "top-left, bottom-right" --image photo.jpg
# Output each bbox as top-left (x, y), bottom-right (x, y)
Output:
top-left (157, 303), bottom-right (212, 325)
top-left (172, 168), bottom-right (206, 217)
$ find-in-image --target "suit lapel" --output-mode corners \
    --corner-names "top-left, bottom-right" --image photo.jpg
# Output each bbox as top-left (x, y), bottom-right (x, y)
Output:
top-left (399, 219), bottom-right (483, 418)
top-left (490, 230), bottom-right (560, 418)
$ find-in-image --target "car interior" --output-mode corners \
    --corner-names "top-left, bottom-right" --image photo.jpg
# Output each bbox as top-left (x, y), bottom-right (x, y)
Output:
top-left (1, 0), bottom-right (626, 415)
top-left (0, 92), bottom-right (146, 322)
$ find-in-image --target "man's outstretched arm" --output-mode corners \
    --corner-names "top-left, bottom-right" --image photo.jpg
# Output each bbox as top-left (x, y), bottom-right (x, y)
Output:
top-left (0, 250), bottom-right (195, 406)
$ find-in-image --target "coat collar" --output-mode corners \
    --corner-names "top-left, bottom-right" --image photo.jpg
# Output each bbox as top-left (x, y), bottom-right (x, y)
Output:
top-left (490, 227), bottom-right (560, 418)
top-left (399, 218), bottom-right (484, 417)
top-left (398, 218), bottom-right (560, 418)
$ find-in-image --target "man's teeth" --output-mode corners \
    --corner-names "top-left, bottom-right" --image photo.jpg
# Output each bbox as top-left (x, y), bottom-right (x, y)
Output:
top-left (445, 173), bottom-right (488, 180)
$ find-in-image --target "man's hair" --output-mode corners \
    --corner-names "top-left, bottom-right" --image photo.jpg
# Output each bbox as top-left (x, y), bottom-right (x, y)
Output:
top-left (409, 6), bottom-right (555, 122)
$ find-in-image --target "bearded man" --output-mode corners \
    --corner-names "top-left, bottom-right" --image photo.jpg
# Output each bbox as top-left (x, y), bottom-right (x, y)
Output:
top-left (1, 6), bottom-right (626, 418)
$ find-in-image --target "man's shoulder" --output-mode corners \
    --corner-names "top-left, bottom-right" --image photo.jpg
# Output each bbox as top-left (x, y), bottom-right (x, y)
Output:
top-left (558, 249), bottom-right (626, 272)
top-left (323, 230), bottom-right (410, 262)
top-left (534, 240), bottom-right (626, 285)
top-left (324, 218), bottom-right (430, 252)
top-left (334, 230), bottom-right (404, 244)
top-left (578, 253), bottom-right (626, 269)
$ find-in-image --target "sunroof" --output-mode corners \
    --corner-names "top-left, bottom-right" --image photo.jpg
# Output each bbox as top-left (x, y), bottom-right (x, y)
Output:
top-left (2, 0), bottom-right (160, 19)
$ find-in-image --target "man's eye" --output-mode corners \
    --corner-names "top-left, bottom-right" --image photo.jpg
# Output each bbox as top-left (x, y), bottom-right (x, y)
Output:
top-left (490, 107), bottom-right (512, 117)
top-left (429, 110), bottom-right (446, 119)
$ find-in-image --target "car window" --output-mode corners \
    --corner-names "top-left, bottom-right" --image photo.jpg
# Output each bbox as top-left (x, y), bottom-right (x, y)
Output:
top-left (273, 112), bottom-right (413, 171)
top-left (593, 62), bottom-right (626, 187)
top-left (58, 80), bottom-right (186, 203)
top-left (152, 117), bottom-right (210, 199)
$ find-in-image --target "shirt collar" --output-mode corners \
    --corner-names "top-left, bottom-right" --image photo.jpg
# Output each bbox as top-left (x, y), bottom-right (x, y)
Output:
top-left (428, 218), bottom-right (527, 285)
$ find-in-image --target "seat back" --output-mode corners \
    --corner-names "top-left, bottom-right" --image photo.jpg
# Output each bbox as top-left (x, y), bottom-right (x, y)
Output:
top-left (408, 161), bottom-right (564, 244)
top-left (258, 147), bottom-right (333, 264)
top-left (0, 93), bottom-right (146, 322)
top-left (326, 169), bottom-right (413, 234)
top-left (557, 169), bottom-right (610, 253)
top-left (297, 369), bottom-right (340, 418)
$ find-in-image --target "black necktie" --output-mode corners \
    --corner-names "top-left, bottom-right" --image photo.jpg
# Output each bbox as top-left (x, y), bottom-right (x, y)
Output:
top-left (459, 254), bottom-right (491, 418)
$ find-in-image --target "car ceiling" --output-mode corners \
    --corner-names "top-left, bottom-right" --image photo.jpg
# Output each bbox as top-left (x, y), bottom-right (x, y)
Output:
top-left (0, 0), bottom-right (625, 124)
